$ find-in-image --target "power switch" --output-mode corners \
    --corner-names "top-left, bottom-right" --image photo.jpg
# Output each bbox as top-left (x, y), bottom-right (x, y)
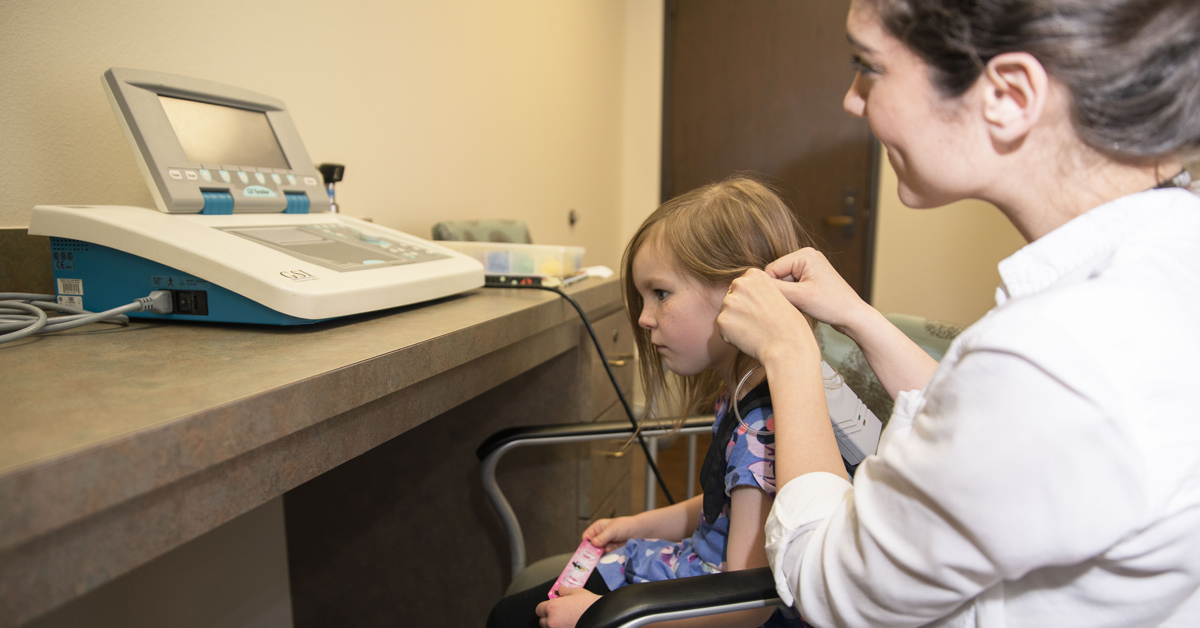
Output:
top-left (172, 290), bottom-right (209, 316)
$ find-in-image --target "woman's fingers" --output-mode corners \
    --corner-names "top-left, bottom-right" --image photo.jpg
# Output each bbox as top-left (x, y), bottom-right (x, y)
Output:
top-left (718, 270), bottom-right (814, 363)
top-left (764, 248), bottom-right (869, 330)
top-left (763, 247), bottom-right (822, 282)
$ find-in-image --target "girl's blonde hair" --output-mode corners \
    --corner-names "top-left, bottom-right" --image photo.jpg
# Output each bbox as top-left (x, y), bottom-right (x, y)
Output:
top-left (622, 177), bottom-right (817, 428)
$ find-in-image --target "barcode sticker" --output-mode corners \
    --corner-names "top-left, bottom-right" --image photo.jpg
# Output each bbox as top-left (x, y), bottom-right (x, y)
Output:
top-left (57, 278), bottom-right (83, 295)
top-left (57, 295), bottom-right (83, 309)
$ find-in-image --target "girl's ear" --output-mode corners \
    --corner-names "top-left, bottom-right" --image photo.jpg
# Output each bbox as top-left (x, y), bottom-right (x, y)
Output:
top-left (981, 52), bottom-right (1049, 151)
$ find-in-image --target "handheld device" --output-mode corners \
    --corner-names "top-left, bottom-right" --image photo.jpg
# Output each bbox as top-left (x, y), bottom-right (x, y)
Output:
top-left (821, 361), bottom-right (883, 465)
top-left (549, 540), bottom-right (605, 599)
top-left (28, 68), bottom-right (483, 324)
top-left (732, 362), bottom-right (883, 465)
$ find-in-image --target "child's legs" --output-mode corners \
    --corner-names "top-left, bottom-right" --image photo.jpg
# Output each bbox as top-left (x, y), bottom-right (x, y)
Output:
top-left (486, 569), bottom-right (611, 628)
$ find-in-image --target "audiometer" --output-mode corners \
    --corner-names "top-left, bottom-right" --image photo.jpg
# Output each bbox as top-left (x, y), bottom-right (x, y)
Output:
top-left (28, 68), bottom-right (484, 325)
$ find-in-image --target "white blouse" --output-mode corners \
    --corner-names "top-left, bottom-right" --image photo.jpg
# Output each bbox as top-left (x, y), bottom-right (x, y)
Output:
top-left (765, 188), bottom-right (1200, 627)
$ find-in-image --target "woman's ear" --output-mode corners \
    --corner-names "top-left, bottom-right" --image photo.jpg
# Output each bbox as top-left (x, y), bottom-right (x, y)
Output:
top-left (981, 52), bottom-right (1049, 151)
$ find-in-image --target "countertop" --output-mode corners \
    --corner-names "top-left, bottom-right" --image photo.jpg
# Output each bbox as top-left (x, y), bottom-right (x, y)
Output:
top-left (0, 277), bottom-right (622, 626)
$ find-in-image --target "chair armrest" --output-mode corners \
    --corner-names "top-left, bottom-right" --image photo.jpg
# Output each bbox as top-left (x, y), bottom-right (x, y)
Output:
top-left (478, 415), bottom-right (714, 581)
top-left (577, 567), bottom-right (781, 628)
top-left (476, 415), bottom-right (715, 461)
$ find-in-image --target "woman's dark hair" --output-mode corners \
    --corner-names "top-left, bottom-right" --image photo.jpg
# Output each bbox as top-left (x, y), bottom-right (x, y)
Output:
top-left (862, 0), bottom-right (1200, 163)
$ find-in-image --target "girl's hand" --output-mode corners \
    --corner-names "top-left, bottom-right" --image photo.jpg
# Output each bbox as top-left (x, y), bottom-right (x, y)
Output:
top-left (717, 269), bottom-right (819, 367)
top-left (583, 517), bottom-right (638, 552)
top-left (763, 247), bottom-right (871, 335)
top-left (535, 587), bottom-right (601, 628)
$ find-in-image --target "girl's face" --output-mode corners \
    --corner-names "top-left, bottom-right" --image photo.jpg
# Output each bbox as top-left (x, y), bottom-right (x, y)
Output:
top-left (842, 0), bottom-right (985, 208)
top-left (632, 237), bottom-right (737, 379)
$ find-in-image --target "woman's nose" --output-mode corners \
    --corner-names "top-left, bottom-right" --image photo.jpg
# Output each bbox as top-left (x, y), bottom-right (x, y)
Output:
top-left (843, 75), bottom-right (867, 118)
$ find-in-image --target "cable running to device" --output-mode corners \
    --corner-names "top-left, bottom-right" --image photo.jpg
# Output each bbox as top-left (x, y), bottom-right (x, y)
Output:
top-left (0, 292), bottom-right (172, 344)
top-left (494, 283), bottom-right (677, 505)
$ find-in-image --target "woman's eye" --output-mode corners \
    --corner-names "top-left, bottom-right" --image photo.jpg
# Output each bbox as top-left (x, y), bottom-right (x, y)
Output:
top-left (851, 54), bottom-right (878, 75)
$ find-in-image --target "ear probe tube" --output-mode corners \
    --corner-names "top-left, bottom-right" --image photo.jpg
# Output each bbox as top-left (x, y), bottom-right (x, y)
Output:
top-left (318, 163), bottom-right (344, 213)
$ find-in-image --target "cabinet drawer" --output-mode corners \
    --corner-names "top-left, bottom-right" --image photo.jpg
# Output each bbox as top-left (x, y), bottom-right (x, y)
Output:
top-left (585, 310), bottom-right (635, 418)
top-left (578, 402), bottom-right (635, 531)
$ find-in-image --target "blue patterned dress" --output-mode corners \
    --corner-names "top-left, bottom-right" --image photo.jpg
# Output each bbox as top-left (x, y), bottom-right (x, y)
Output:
top-left (594, 381), bottom-right (803, 627)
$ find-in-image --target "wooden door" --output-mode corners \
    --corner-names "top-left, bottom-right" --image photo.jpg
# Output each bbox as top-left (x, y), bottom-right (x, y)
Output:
top-left (664, 0), bottom-right (878, 297)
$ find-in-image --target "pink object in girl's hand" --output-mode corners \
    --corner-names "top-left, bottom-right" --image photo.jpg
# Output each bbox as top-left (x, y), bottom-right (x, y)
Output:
top-left (548, 540), bottom-right (605, 598)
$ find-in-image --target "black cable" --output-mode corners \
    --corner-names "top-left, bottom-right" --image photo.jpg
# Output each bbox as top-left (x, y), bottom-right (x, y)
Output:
top-left (487, 283), bottom-right (677, 505)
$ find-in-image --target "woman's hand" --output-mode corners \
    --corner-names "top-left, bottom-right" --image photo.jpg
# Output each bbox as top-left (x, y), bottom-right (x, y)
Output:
top-left (763, 247), bottom-right (872, 335)
top-left (717, 269), bottom-right (820, 367)
top-left (583, 517), bottom-right (639, 553)
top-left (536, 587), bottom-right (601, 628)
top-left (767, 248), bottom-right (940, 398)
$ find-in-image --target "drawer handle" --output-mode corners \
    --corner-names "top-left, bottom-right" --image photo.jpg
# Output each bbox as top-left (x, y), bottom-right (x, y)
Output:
top-left (606, 353), bottom-right (633, 367)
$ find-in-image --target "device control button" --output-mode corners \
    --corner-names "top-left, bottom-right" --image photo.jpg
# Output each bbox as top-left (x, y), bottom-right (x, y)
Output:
top-left (303, 176), bottom-right (318, 186)
top-left (359, 234), bottom-right (383, 244)
top-left (219, 170), bottom-right (232, 183)
top-left (185, 170), bottom-right (199, 181)
top-left (271, 173), bottom-right (282, 184)
top-left (200, 169), bottom-right (213, 182)
top-left (255, 172), bottom-right (266, 184)
top-left (168, 169), bottom-right (183, 180)
top-left (237, 172), bottom-right (250, 184)
top-left (363, 260), bottom-right (386, 265)
top-left (287, 174), bottom-right (297, 185)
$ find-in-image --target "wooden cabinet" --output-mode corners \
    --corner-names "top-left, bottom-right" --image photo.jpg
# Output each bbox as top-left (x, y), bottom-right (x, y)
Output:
top-left (577, 310), bottom-right (637, 535)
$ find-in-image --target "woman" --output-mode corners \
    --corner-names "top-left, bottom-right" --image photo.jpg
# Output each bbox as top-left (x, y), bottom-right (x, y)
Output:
top-left (717, 0), bottom-right (1200, 626)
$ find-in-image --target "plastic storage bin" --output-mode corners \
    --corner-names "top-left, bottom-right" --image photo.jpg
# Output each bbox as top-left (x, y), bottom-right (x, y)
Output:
top-left (436, 241), bottom-right (584, 277)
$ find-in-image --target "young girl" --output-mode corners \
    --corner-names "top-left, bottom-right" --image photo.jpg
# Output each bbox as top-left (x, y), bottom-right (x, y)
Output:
top-left (488, 177), bottom-right (834, 628)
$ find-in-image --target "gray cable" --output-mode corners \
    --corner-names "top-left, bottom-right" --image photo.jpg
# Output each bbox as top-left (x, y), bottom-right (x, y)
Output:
top-left (0, 301), bottom-right (48, 342)
top-left (0, 292), bottom-right (171, 345)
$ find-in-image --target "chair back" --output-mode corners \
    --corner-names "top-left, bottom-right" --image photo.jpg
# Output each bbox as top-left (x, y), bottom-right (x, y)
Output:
top-left (431, 219), bottom-right (533, 243)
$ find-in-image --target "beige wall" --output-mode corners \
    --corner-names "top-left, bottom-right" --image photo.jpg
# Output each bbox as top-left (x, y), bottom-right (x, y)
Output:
top-left (619, 1), bottom-right (665, 253)
top-left (0, 0), bottom-right (663, 271)
top-left (870, 152), bottom-right (1027, 326)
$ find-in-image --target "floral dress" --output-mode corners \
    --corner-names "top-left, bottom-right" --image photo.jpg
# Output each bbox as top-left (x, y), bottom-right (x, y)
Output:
top-left (594, 380), bottom-right (803, 627)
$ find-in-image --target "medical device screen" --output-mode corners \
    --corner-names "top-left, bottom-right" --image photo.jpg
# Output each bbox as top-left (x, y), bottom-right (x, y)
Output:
top-left (158, 96), bottom-right (290, 169)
